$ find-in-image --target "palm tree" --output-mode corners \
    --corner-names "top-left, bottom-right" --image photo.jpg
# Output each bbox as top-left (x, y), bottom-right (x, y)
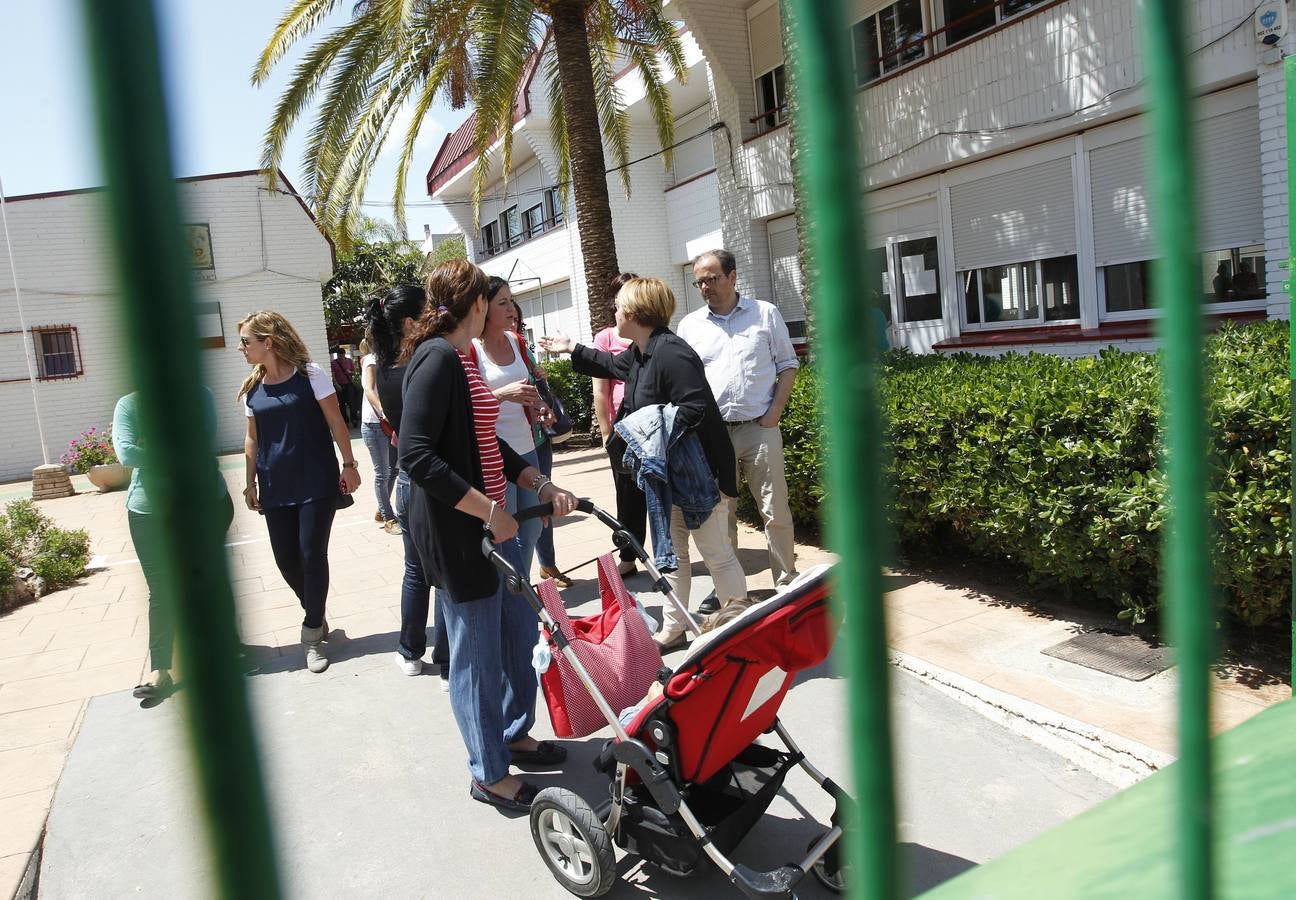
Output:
top-left (253, 0), bottom-right (687, 333)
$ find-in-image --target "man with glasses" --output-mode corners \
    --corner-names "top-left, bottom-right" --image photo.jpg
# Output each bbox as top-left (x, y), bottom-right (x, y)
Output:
top-left (678, 250), bottom-right (799, 608)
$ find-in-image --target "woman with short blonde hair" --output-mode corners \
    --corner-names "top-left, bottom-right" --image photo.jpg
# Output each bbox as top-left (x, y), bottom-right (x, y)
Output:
top-left (238, 310), bottom-right (360, 673)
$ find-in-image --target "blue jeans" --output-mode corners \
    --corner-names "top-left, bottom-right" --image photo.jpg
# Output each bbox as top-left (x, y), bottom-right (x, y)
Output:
top-left (442, 538), bottom-right (538, 785)
top-left (534, 439), bottom-right (556, 569)
top-left (506, 448), bottom-right (543, 580)
top-left (394, 470), bottom-right (448, 671)
top-left (362, 422), bottom-right (397, 521)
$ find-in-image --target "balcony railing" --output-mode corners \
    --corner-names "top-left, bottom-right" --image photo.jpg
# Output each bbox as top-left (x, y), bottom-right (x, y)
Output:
top-left (476, 212), bottom-right (565, 263)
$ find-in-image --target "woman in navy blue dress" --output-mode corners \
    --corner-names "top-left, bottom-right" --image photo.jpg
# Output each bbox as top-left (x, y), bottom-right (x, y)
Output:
top-left (237, 311), bottom-right (361, 673)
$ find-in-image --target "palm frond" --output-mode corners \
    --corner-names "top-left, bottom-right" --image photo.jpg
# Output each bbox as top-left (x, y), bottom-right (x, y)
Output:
top-left (258, 16), bottom-right (368, 189)
top-left (621, 36), bottom-right (674, 172)
top-left (252, 0), bottom-right (346, 85)
top-left (586, 28), bottom-right (632, 195)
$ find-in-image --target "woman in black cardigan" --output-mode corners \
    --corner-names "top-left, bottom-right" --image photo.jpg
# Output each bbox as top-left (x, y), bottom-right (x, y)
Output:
top-left (399, 260), bottom-right (578, 812)
top-left (539, 277), bottom-right (747, 652)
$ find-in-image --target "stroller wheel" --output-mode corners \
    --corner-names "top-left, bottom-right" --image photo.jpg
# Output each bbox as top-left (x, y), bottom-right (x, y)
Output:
top-left (530, 787), bottom-right (617, 897)
top-left (808, 833), bottom-right (848, 894)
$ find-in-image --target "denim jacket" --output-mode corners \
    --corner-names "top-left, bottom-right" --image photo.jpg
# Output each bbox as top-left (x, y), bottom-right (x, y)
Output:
top-left (616, 403), bottom-right (720, 572)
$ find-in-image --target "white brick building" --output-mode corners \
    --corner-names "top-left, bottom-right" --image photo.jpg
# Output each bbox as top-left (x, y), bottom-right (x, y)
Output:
top-left (673, 0), bottom-right (1287, 356)
top-left (0, 170), bottom-right (335, 481)
top-left (431, 1), bottom-right (1289, 358)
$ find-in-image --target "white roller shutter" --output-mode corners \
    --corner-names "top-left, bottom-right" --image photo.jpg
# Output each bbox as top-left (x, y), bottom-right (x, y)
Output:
top-left (1089, 138), bottom-right (1153, 266)
top-left (1198, 107), bottom-right (1263, 251)
top-left (949, 157), bottom-right (1076, 271)
top-left (1090, 107), bottom-right (1261, 264)
top-left (748, 5), bottom-right (784, 77)
top-left (768, 216), bottom-right (807, 337)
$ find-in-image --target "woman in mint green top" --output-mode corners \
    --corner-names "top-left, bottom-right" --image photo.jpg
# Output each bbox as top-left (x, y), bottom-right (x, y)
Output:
top-left (113, 390), bottom-right (233, 699)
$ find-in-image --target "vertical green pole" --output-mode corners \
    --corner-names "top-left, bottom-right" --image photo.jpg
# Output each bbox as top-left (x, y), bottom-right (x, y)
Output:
top-left (1286, 55), bottom-right (1296, 689)
top-left (785, 2), bottom-right (899, 899)
top-left (1142, 0), bottom-right (1213, 897)
top-left (78, 2), bottom-right (283, 898)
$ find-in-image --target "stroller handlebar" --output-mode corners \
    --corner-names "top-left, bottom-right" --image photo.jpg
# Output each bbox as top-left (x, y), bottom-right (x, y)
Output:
top-left (510, 498), bottom-right (595, 525)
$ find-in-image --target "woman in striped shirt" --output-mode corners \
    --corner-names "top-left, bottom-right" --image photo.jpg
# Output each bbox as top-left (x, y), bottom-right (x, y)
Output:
top-left (398, 260), bottom-right (579, 813)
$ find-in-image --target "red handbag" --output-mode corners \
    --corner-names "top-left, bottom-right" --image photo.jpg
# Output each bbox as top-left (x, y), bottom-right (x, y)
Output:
top-left (535, 554), bottom-right (664, 738)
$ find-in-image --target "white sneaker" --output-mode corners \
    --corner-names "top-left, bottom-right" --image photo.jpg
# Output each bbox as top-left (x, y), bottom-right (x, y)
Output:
top-left (439, 675), bottom-right (450, 693)
top-left (396, 654), bottom-right (422, 676)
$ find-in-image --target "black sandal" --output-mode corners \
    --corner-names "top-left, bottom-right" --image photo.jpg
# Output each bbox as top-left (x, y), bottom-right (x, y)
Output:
top-left (470, 778), bottom-right (538, 812)
top-left (509, 739), bottom-right (567, 767)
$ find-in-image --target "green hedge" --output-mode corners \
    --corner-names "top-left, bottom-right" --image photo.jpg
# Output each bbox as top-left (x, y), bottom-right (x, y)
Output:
top-left (770, 321), bottom-right (1291, 627)
top-left (542, 359), bottom-right (594, 435)
top-left (0, 499), bottom-right (90, 595)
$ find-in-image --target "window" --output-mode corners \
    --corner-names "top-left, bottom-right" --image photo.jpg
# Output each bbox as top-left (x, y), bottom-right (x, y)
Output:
top-left (546, 188), bottom-right (563, 227)
top-left (480, 221), bottom-right (500, 257)
top-left (894, 237), bottom-right (943, 322)
top-left (942, 0), bottom-right (1043, 47)
top-left (852, 0), bottom-right (926, 86)
top-left (523, 204), bottom-right (546, 239)
top-left (499, 206), bottom-right (522, 249)
top-left (1101, 247), bottom-right (1267, 315)
top-left (962, 256), bottom-right (1078, 326)
top-left (867, 247), bottom-right (893, 324)
top-left (33, 327), bottom-right (82, 380)
top-left (755, 65), bottom-right (786, 131)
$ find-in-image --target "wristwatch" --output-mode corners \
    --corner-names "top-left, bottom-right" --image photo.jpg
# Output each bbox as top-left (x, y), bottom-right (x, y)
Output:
top-left (342, 461), bottom-right (358, 470)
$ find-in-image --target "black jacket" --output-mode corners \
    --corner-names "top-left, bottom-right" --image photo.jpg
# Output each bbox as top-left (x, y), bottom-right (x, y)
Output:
top-left (399, 337), bottom-right (529, 601)
top-left (572, 328), bottom-right (737, 497)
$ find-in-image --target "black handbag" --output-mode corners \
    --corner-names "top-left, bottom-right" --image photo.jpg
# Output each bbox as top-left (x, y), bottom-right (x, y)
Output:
top-left (516, 333), bottom-right (573, 444)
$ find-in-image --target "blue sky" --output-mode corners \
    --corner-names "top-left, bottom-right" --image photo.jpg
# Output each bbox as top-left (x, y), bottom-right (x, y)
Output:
top-left (0, 0), bottom-right (467, 234)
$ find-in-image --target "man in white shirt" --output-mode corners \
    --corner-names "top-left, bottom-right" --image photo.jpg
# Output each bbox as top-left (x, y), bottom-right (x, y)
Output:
top-left (678, 249), bottom-right (799, 596)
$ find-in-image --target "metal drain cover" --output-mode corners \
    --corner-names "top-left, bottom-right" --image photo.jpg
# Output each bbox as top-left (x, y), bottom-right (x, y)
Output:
top-left (1041, 629), bottom-right (1172, 681)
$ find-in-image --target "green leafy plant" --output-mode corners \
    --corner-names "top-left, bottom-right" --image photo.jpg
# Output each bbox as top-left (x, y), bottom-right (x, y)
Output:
top-left (61, 427), bottom-right (117, 474)
top-left (541, 359), bottom-right (594, 435)
top-left (765, 322), bottom-right (1291, 628)
top-left (0, 500), bottom-right (89, 600)
top-left (31, 527), bottom-right (91, 590)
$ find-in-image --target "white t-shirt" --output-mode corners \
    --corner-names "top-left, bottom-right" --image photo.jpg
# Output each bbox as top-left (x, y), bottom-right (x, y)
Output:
top-left (244, 363), bottom-right (335, 416)
top-left (471, 337), bottom-right (536, 454)
top-left (360, 353), bottom-right (381, 425)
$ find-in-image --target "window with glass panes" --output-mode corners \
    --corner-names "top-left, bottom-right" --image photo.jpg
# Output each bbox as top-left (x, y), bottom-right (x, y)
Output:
top-left (942, 0), bottom-right (1044, 47)
top-left (852, 0), bottom-right (926, 86)
top-left (499, 206), bottom-right (521, 249)
top-left (1102, 246), bottom-right (1267, 313)
top-left (523, 203), bottom-right (546, 238)
top-left (546, 188), bottom-right (563, 226)
top-left (962, 256), bottom-right (1079, 325)
top-left (755, 65), bottom-right (786, 131)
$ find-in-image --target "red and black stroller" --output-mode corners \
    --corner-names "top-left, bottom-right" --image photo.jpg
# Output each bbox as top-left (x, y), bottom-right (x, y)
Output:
top-left (484, 500), bottom-right (851, 899)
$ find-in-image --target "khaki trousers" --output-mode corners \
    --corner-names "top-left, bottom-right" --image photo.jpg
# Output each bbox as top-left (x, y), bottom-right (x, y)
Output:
top-left (661, 505), bottom-right (748, 635)
top-left (724, 422), bottom-right (798, 587)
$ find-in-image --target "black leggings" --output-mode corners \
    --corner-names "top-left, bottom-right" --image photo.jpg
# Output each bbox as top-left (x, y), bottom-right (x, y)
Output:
top-left (264, 500), bottom-right (336, 629)
top-left (610, 452), bottom-right (648, 563)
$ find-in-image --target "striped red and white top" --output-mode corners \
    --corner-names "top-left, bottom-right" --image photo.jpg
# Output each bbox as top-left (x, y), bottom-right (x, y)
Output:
top-left (459, 350), bottom-right (506, 505)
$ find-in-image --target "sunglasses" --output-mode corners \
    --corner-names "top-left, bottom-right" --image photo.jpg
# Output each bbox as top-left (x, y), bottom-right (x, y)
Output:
top-left (238, 336), bottom-right (262, 347)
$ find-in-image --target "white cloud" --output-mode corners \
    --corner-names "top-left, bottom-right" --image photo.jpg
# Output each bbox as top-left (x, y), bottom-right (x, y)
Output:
top-left (381, 100), bottom-right (445, 158)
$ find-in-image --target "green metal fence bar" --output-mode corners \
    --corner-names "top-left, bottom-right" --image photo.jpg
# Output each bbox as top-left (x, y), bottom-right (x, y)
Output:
top-left (1286, 55), bottom-right (1296, 690)
top-left (78, 2), bottom-right (283, 897)
top-left (784, 2), bottom-right (899, 898)
top-left (1142, 0), bottom-right (1214, 897)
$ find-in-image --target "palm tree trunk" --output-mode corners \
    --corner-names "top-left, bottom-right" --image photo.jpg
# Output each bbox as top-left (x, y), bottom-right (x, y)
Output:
top-left (551, 0), bottom-right (621, 335)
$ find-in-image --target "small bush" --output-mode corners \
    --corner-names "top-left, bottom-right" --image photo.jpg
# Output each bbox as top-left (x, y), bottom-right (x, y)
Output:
top-left (0, 500), bottom-right (89, 601)
top-left (31, 528), bottom-right (90, 590)
top-left (768, 321), bottom-right (1291, 628)
top-left (61, 426), bottom-right (117, 474)
top-left (542, 358), bottom-right (594, 434)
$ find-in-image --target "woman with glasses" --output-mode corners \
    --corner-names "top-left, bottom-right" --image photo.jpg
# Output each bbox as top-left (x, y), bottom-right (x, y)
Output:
top-left (238, 311), bottom-right (360, 673)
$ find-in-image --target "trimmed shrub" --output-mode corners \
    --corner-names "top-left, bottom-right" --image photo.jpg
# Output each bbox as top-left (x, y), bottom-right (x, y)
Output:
top-left (31, 527), bottom-right (91, 590)
top-left (0, 499), bottom-right (90, 598)
top-left (769, 321), bottom-right (1290, 627)
top-left (542, 359), bottom-right (594, 434)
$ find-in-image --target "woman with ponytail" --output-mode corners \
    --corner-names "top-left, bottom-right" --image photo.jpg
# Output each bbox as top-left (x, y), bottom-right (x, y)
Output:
top-left (366, 285), bottom-right (450, 686)
top-left (237, 310), bottom-right (360, 673)
top-left (399, 259), bottom-right (580, 812)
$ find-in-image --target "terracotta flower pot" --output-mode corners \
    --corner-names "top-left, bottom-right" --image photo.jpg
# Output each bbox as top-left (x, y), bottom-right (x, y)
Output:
top-left (87, 463), bottom-right (132, 492)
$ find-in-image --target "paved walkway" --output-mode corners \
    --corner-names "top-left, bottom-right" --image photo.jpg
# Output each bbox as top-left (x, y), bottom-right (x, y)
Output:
top-left (0, 442), bottom-right (1290, 897)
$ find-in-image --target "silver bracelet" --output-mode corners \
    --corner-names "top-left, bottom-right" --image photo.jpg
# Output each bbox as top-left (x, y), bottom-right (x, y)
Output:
top-left (533, 474), bottom-right (551, 493)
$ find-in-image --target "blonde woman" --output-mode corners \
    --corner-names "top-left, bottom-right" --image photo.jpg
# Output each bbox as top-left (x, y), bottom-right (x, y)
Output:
top-left (238, 311), bottom-right (361, 673)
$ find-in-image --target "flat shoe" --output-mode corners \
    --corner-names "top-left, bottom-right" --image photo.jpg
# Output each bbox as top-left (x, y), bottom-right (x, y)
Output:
top-left (470, 778), bottom-right (537, 812)
top-left (654, 632), bottom-right (688, 654)
top-left (509, 740), bottom-right (567, 767)
top-left (132, 672), bottom-right (173, 699)
top-left (617, 560), bottom-right (637, 577)
top-left (538, 565), bottom-right (572, 587)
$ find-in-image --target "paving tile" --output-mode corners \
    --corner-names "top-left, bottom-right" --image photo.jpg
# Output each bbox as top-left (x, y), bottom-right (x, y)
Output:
top-left (0, 852), bottom-right (29, 900)
top-left (0, 632), bottom-right (54, 661)
top-left (237, 605), bottom-right (309, 638)
top-left (886, 609), bottom-right (943, 642)
top-left (0, 789), bottom-right (54, 858)
top-left (79, 634), bottom-right (150, 670)
top-left (0, 662), bottom-right (141, 715)
top-left (62, 582), bottom-right (125, 608)
top-left (0, 743), bottom-right (68, 799)
top-left (28, 616), bottom-right (137, 653)
top-left (0, 702), bottom-right (83, 753)
top-left (0, 617), bottom-right (31, 641)
top-left (101, 598), bottom-right (150, 623)
top-left (886, 583), bottom-right (996, 626)
top-left (0, 648), bottom-right (85, 684)
top-left (25, 604), bottom-right (109, 630)
top-left (890, 619), bottom-right (1006, 681)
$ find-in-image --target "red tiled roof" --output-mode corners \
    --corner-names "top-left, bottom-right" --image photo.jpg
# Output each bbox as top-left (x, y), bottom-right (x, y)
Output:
top-left (426, 40), bottom-right (547, 196)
